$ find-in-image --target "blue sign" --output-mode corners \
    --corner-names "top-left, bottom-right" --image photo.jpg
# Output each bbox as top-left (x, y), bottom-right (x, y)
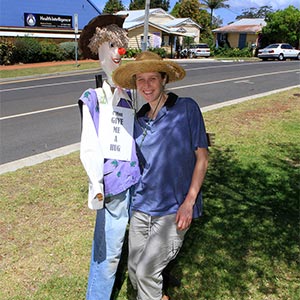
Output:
top-left (24, 13), bottom-right (72, 28)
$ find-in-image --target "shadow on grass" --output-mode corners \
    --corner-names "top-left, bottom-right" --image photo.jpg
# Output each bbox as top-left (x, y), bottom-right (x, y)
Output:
top-left (113, 143), bottom-right (299, 300)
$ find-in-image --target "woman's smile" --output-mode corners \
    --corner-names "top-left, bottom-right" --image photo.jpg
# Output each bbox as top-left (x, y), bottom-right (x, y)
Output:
top-left (136, 72), bottom-right (164, 103)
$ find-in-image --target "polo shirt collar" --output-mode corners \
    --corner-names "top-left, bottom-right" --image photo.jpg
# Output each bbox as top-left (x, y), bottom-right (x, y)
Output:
top-left (137, 92), bottom-right (178, 118)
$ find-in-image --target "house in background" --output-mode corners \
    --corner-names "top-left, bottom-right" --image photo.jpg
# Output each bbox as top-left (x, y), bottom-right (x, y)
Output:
top-left (213, 18), bottom-right (266, 49)
top-left (0, 1), bottom-right (202, 57)
top-left (116, 8), bottom-right (201, 56)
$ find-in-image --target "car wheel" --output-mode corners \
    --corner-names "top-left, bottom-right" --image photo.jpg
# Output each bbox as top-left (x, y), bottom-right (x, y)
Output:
top-left (278, 53), bottom-right (284, 61)
top-left (297, 53), bottom-right (300, 60)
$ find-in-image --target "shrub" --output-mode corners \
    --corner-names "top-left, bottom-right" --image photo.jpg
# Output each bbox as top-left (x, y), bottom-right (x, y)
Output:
top-left (59, 42), bottom-right (78, 60)
top-left (0, 40), bottom-right (16, 65)
top-left (13, 37), bottom-right (42, 63)
top-left (213, 46), bottom-right (252, 58)
top-left (124, 48), bottom-right (141, 58)
top-left (148, 47), bottom-right (167, 58)
top-left (124, 47), bottom-right (167, 59)
top-left (40, 40), bottom-right (65, 62)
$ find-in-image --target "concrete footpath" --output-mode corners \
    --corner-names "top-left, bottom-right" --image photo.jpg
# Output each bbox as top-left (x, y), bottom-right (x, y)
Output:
top-left (0, 60), bottom-right (298, 174)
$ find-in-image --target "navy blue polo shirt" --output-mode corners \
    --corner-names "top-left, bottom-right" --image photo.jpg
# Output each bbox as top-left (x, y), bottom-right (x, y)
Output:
top-left (132, 92), bottom-right (208, 218)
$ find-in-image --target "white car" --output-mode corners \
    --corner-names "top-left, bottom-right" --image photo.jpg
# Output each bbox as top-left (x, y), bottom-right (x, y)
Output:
top-left (258, 43), bottom-right (300, 61)
top-left (188, 43), bottom-right (211, 58)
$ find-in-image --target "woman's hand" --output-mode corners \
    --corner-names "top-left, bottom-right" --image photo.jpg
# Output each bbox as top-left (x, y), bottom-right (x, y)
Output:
top-left (176, 201), bottom-right (193, 230)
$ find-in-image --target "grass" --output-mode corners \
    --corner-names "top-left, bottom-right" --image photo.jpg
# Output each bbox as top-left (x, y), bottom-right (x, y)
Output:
top-left (1, 87), bottom-right (300, 300)
top-left (0, 57), bottom-right (258, 79)
top-left (0, 61), bottom-right (100, 79)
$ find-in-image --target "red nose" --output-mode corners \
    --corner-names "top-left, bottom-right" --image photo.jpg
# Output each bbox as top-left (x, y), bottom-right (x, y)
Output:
top-left (118, 48), bottom-right (126, 55)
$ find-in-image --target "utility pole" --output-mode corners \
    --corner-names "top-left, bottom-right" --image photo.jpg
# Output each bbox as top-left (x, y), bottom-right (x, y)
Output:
top-left (142, 0), bottom-right (150, 51)
top-left (74, 13), bottom-right (79, 66)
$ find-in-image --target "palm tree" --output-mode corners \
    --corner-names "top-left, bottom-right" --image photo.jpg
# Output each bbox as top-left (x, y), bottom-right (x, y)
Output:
top-left (202, 0), bottom-right (230, 27)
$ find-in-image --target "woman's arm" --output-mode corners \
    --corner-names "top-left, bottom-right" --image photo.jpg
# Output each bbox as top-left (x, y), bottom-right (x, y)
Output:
top-left (176, 147), bottom-right (208, 230)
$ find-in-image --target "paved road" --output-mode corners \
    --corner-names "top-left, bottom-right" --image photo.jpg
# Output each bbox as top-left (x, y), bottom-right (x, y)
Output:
top-left (1, 59), bottom-right (299, 170)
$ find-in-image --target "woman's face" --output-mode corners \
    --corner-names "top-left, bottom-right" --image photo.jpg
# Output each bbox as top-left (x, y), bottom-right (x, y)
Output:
top-left (135, 72), bottom-right (164, 103)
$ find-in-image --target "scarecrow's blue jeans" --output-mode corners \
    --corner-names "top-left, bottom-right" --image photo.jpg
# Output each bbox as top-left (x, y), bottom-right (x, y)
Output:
top-left (86, 189), bottom-right (130, 300)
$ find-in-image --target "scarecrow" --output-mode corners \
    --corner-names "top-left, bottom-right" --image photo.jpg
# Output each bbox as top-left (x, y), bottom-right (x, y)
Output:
top-left (78, 14), bottom-right (140, 300)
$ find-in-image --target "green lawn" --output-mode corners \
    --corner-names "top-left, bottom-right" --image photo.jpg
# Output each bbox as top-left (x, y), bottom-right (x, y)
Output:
top-left (0, 57), bottom-right (258, 79)
top-left (1, 88), bottom-right (299, 300)
top-left (0, 61), bottom-right (100, 79)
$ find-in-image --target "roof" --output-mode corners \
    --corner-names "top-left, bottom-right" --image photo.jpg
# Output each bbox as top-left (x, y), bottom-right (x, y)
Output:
top-left (164, 18), bottom-right (201, 29)
top-left (123, 20), bottom-right (195, 37)
top-left (124, 20), bottom-right (167, 32)
top-left (116, 8), bottom-right (201, 32)
top-left (116, 8), bottom-right (170, 22)
top-left (213, 18), bottom-right (266, 33)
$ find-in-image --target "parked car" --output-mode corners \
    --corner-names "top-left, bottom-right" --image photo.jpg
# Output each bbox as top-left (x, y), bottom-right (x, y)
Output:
top-left (180, 43), bottom-right (211, 58)
top-left (188, 43), bottom-right (211, 58)
top-left (257, 43), bottom-right (300, 61)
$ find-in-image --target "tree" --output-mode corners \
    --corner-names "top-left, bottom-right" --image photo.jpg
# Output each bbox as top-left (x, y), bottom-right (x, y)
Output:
top-left (129, 0), bottom-right (145, 10)
top-left (201, 0), bottom-right (229, 27)
top-left (261, 5), bottom-right (300, 48)
top-left (172, 1), bottom-right (213, 38)
top-left (173, 0), bottom-right (212, 43)
top-left (129, 0), bottom-right (170, 11)
top-left (236, 6), bottom-right (274, 19)
top-left (176, 0), bottom-right (203, 23)
top-left (170, 1), bottom-right (181, 17)
top-left (198, 9), bottom-right (214, 41)
top-left (152, 0), bottom-right (170, 11)
top-left (212, 15), bottom-right (223, 28)
top-left (103, 0), bottom-right (125, 13)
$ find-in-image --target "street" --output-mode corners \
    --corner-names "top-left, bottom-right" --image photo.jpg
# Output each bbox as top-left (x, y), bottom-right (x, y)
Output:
top-left (1, 59), bottom-right (299, 165)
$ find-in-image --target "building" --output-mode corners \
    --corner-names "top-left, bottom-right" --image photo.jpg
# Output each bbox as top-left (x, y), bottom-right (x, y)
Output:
top-left (0, 1), bottom-right (201, 56)
top-left (0, 0), bottom-right (100, 40)
top-left (117, 8), bottom-right (201, 55)
top-left (213, 18), bottom-right (266, 49)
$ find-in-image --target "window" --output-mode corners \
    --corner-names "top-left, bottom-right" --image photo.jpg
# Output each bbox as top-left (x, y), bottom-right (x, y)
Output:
top-left (141, 35), bottom-right (150, 47)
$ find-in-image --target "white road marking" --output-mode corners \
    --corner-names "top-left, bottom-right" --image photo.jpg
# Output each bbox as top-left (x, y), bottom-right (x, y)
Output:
top-left (1, 69), bottom-right (298, 121)
top-left (0, 104), bottom-right (77, 120)
top-left (1, 85), bottom-right (299, 174)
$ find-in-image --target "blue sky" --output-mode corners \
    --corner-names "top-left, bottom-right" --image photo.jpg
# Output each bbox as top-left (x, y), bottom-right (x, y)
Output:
top-left (94, 0), bottom-right (300, 25)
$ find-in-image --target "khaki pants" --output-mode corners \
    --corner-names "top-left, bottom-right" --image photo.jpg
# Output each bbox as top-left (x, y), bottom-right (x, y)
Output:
top-left (128, 211), bottom-right (188, 300)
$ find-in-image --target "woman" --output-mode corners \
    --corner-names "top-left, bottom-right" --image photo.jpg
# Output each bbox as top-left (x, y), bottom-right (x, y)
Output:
top-left (113, 51), bottom-right (209, 300)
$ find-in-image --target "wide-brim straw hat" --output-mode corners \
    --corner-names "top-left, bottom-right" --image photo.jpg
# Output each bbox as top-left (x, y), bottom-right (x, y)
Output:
top-left (112, 51), bottom-right (186, 89)
top-left (79, 14), bottom-right (127, 60)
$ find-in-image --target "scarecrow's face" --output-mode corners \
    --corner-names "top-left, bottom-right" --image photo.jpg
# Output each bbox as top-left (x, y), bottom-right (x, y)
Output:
top-left (98, 41), bottom-right (123, 84)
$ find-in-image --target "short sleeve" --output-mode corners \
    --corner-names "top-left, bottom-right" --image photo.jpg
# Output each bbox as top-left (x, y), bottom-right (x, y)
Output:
top-left (187, 99), bottom-right (208, 149)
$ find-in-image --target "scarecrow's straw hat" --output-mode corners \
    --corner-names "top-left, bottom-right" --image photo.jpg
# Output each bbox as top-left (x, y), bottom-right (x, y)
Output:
top-left (79, 14), bottom-right (127, 60)
top-left (112, 51), bottom-right (186, 89)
